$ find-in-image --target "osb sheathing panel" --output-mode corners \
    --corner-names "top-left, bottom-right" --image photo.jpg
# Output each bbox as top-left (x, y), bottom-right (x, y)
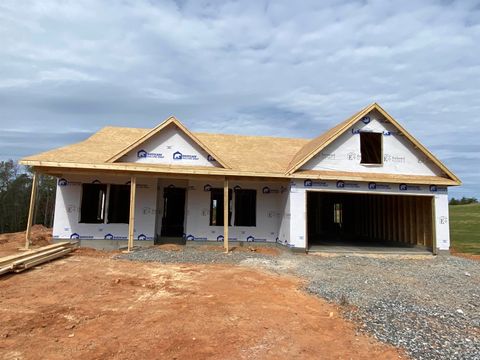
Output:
top-left (22, 127), bottom-right (148, 165)
top-left (20, 103), bottom-right (460, 185)
top-left (195, 133), bottom-right (309, 173)
top-left (21, 127), bottom-right (310, 175)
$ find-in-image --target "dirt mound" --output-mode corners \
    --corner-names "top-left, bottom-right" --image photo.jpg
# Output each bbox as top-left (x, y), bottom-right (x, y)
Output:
top-left (0, 225), bottom-right (52, 257)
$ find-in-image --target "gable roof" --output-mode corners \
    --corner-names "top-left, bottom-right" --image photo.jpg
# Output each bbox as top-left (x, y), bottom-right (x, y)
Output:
top-left (286, 103), bottom-right (461, 184)
top-left (21, 126), bottom-right (309, 176)
top-left (19, 104), bottom-right (460, 186)
top-left (106, 116), bottom-right (231, 168)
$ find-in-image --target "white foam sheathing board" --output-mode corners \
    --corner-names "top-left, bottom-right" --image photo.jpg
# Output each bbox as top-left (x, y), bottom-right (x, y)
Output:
top-left (434, 193), bottom-right (451, 251)
top-left (277, 189), bottom-right (291, 246)
top-left (289, 190), bottom-right (306, 248)
top-left (52, 175), bottom-right (157, 241)
top-left (183, 180), bottom-right (289, 243)
top-left (53, 175), bottom-right (289, 244)
top-left (119, 125), bottom-right (220, 167)
top-left (52, 174), bottom-right (451, 251)
top-left (302, 111), bottom-right (444, 177)
top-left (289, 179), bottom-right (450, 250)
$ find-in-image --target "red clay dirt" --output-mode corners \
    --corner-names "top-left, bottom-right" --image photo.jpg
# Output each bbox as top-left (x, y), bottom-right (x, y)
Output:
top-left (450, 248), bottom-right (480, 261)
top-left (0, 229), bottom-right (405, 359)
top-left (197, 244), bottom-right (281, 256)
top-left (0, 225), bottom-right (52, 257)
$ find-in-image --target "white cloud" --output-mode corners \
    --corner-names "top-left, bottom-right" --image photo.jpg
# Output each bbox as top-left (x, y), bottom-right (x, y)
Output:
top-left (0, 0), bottom-right (479, 196)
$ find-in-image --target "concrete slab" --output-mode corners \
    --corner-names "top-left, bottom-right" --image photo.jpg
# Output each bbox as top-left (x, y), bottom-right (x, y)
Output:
top-left (308, 244), bottom-right (432, 255)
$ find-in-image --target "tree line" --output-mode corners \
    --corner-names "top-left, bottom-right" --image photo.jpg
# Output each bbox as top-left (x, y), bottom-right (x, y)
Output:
top-left (449, 197), bottom-right (478, 205)
top-left (0, 160), bottom-right (56, 234)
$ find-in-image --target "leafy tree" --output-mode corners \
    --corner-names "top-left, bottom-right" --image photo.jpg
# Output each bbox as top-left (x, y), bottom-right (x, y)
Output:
top-left (0, 160), bottom-right (56, 234)
top-left (449, 197), bottom-right (478, 205)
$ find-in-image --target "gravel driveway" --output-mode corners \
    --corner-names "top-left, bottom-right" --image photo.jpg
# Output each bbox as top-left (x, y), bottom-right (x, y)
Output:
top-left (118, 246), bottom-right (480, 360)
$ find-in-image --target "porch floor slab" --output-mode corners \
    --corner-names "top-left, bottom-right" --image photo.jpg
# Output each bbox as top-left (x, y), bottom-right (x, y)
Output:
top-left (308, 244), bottom-right (432, 255)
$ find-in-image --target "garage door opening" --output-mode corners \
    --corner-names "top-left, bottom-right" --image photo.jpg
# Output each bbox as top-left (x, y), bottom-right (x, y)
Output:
top-left (307, 192), bottom-right (434, 252)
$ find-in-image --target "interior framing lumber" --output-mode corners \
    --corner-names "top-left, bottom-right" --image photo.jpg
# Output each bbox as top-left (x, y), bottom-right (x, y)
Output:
top-left (306, 191), bottom-right (435, 250)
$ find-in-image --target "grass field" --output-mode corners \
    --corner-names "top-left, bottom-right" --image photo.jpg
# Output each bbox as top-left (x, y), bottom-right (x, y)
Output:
top-left (449, 203), bottom-right (480, 254)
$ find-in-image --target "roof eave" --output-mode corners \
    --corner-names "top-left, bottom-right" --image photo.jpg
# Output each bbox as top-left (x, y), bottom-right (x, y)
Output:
top-left (285, 103), bottom-right (376, 174)
top-left (21, 160), bottom-right (461, 186)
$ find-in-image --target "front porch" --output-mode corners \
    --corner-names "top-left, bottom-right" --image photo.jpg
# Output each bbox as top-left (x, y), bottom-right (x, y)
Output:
top-left (26, 168), bottom-right (290, 252)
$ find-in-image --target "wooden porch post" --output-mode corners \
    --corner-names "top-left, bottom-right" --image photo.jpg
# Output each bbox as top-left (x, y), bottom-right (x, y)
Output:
top-left (224, 177), bottom-right (229, 253)
top-left (25, 172), bottom-right (39, 250)
top-left (127, 176), bottom-right (137, 252)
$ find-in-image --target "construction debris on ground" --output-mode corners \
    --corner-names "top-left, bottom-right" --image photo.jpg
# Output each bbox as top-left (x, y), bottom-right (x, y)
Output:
top-left (0, 241), bottom-right (77, 276)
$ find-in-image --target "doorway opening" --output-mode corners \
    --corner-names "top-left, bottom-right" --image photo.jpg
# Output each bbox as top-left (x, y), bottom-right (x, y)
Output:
top-left (157, 187), bottom-right (186, 244)
top-left (306, 191), bottom-right (434, 252)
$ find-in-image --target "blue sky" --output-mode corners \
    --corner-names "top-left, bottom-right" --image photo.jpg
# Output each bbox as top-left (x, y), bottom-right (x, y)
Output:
top-left (0, 0), bottom-right (479, 198)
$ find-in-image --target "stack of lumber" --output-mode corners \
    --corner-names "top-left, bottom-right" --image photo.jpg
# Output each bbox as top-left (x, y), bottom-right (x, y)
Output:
top-left (0, 242), bottom-right (77, 276)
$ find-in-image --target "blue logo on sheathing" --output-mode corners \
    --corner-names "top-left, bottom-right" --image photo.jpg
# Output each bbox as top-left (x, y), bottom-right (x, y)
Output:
top-left (137, 149), bottom-right (164, 159)
top-left (369, 182), bottom-right (391, 190)
top-left (383, 131), bottom-right (392, 136)
top-left (173, 151), bottom-right (183, 160)
top-left (303, 179), bottom-right (328, 188)
top-left (337, 181), bottom-right (359, 189)
top-left (137, 234), bottom-right (147, 240)
top-left (429, 185), bottom-right (437, 192)
top-left (217, 235), bottom-right (224, 241)
top-left (361, 116), bottom-right (371, 124)
top-left (104, 233), bottom-right (114, 240)
top-left (173, 151), bottom-right (198, 160)
top-left (399, 184), bottom-right (422, 191)
top-left (58, 178), bottom-right (68, 186)
top-left (186, 234), bottom-right (195, 241)
top-left (246, 236), bottom-right (255, 242)
top-left (70, 233), bottom-right (80, 240)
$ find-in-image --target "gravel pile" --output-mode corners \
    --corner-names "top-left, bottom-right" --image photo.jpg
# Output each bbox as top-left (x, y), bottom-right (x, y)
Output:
top-left (118, 247), bottom-right (480, 359)
top-left (299, 255), bottom-right (480, 360)
top-left (117, 246), bottom-right (275, 264)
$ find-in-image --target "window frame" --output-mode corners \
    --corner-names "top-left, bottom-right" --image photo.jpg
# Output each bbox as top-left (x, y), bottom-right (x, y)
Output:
top-left (107, 184), bottom-right (131, 224)
top-left (79, 183), bottom-right (107, 224)
top-left (360, 131), bottom-right (383, 165)
top-left (234, 189), bottom-right (257, 227)
top-left (209, 188), bottom-right (232, 226)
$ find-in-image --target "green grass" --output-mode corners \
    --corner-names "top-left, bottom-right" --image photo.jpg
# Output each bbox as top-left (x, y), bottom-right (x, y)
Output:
top-left (449, 203), bottom-right (480, 254)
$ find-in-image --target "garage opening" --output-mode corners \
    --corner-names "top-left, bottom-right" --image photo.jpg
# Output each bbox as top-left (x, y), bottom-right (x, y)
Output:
top-left (307, 192), bottom-right (434, 251)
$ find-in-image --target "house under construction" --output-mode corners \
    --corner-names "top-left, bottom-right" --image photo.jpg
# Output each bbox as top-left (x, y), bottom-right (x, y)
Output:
top-left (20, 103), bottom-right (460, 254)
